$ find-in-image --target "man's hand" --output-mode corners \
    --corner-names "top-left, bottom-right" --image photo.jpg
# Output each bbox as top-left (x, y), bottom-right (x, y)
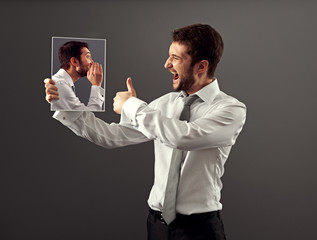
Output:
top-left (87, 62), bottom-right (103, 86)
top-left (113, 77), bottom-right (137, 114)
top-left (44, 78), bottom-right (59, 103)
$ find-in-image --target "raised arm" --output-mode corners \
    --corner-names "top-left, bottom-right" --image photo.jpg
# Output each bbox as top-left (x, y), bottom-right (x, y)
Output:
top-left (53, 111), bottom-right (150, 149)
top-left (44, 77), bottom-right (150, 149)
top-left (120, 97), bottom-right (246, 151)
top-left (112, 78), bottom-right (246, 151)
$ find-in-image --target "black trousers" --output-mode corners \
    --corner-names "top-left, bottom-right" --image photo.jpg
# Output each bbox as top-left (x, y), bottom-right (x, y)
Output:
top-left (147, 208), bottom-right (227, 240)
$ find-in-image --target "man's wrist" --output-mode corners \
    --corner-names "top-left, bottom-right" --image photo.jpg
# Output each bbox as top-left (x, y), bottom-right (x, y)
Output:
top-left (53, 111), bottom-right (83, 126)
top-left (90, 85), bottom-right (104, 100)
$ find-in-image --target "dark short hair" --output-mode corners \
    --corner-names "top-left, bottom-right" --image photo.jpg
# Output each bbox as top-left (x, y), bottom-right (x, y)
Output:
top-left (58, 41), bottom-right (89, 70)
top-left (172, 24), bottom-right (224, 78)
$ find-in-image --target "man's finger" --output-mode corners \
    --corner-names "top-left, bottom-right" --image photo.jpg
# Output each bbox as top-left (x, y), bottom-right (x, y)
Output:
top-left (91, 63), bottom-right (95, 74)
top-left (126, 77), bottom-right (135, 93)
top-left (45, 95), bottom-right (51, 103)
top-left (46, 88), bottom-right (58, 95)
top-left (45, 84), bottom-right (58, 92)
top-left (44, 78), bottom-right (55, 85)
top-left (45, 93), bottom-right (59, 103)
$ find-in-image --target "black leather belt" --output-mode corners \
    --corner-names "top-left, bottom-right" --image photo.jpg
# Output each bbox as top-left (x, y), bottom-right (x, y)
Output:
top-left (149, 207), bottom-right (220, 225)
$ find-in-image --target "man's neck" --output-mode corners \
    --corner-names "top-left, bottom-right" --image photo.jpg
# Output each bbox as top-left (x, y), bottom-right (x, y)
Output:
top-left (65, 68), bottom-right (80, 83)
top-left (187, 77), bottom-right (216, 95)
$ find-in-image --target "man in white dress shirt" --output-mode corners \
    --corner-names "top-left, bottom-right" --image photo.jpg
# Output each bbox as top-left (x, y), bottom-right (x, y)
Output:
top-left (44, 24), bottom-right (246, 240)
top-left (50, 41), bottom-right (104, 111)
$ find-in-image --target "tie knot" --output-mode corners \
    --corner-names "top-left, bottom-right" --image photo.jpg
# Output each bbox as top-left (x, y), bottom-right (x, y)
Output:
top-left (184, 94), bottom-right (198, 106)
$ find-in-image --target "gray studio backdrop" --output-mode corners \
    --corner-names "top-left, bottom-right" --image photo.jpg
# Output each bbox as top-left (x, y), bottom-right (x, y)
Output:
top-left (1, 1), bottom-right (316, 240)
top-left (52, 37), bottom-right (106, 110)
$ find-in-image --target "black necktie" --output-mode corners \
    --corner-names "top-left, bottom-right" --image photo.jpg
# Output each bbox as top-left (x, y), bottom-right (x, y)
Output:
top-left (162, 94), bottom-right (199, 224)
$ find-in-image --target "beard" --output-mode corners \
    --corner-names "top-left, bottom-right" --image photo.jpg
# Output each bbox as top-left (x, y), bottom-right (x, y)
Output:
top-left (76, 61), bottom-right (89, 77)
top-left (174, 68), bottom-right (195, 92)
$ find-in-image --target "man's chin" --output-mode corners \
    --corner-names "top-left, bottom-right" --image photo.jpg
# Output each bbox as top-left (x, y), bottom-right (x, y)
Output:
top-left (173, 79), bottom-right (181, 91)
top-left (173, 83), bottom-right (180, 91)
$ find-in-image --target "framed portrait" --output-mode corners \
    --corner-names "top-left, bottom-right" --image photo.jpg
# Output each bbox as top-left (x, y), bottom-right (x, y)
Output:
top-left (51, 36), bottom-right (106, 111)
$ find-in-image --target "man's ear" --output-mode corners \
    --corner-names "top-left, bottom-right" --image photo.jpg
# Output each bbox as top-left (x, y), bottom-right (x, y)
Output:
top-left (196, 60), bottom-right (209, 74)
top-left (70, 57), bottom-right (80, 67)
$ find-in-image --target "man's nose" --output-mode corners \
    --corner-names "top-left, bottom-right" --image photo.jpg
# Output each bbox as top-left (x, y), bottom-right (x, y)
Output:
top-left (164, 57), bottom-right (172, 69)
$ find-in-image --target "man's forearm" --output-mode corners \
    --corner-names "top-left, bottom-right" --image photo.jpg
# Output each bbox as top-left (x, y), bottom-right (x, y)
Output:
top-left (53, 111), bottom-right (150, 149)
top-left (121, 98), bottom-right (247, 151)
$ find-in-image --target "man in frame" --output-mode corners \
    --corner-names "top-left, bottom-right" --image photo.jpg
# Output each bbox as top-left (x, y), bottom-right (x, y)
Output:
top-left (50, 40), bottom-right (104, 111)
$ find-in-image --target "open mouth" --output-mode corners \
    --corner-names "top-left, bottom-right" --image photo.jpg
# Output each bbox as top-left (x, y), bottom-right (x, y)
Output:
top-left (172, 72), bottom-right (179, 81)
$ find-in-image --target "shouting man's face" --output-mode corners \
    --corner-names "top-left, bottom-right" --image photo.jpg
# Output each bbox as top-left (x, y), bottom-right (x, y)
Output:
top-left (164, 41), bottom-right (195, 93)
top-left (76, 47), bottom-right (93, 77)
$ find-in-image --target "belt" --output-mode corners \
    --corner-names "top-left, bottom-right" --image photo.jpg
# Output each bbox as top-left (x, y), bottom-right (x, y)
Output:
top-left (149, 207), bottom-right (220, 225)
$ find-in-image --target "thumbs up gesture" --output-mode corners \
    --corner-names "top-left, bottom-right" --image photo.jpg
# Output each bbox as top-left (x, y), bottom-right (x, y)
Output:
top-left (113, 77), bottom-right (137, 114)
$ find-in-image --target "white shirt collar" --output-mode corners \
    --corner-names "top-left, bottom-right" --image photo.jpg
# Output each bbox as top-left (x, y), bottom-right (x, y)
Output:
top-left (56, 68), bottom-right (74, 87)
top-left (178, 79), bottom-right (220, 105)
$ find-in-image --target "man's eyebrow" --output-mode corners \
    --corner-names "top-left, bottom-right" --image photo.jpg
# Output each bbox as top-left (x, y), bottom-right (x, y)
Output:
top-left (171, 54), bottom-right (182, 59)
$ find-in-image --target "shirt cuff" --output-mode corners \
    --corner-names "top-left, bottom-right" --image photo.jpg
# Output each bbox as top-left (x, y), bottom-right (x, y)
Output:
top-left (90, 86), bottom-right (104, 101)
top-left (120, 97), bottom-right (147, 126)
top-left (53, 111), bottom-right (83, 126)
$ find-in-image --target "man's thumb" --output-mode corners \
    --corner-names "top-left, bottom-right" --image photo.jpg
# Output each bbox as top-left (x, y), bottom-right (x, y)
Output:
top-left (126, 77), bottom-right (136, 96)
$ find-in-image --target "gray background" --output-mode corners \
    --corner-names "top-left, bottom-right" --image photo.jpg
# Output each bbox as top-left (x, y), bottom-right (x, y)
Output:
top-left (52, 37), bottom-right (106, 109)
top-left (1, 0), bottom-right (316, 239)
